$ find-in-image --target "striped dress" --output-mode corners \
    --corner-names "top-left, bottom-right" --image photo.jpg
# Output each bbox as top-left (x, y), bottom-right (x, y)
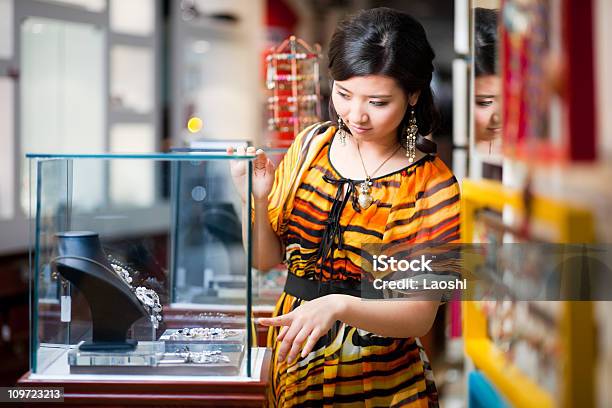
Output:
top-left (266, 125), bottom-right (461, 407)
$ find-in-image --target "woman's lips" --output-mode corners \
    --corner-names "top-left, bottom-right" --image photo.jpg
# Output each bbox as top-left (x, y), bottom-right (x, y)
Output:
top-left (349, 124), bottom-right (372, 134)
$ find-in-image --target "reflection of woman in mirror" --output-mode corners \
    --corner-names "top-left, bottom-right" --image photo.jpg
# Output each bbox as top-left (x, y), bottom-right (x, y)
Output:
top-left (474, 8), bottom-right (502, 156)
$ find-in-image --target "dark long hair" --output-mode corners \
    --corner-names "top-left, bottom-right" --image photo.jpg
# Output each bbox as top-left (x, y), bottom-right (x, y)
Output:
top-left (327, 7), bottom-right (439, 153)
top-left (474, 8), bottom-right (499, 77)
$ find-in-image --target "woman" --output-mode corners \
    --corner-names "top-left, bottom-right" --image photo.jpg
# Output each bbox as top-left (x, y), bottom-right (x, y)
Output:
top-left (474, 7), bottom-right (502, 156)
top-left (230, 8), bottom-right (460, 407)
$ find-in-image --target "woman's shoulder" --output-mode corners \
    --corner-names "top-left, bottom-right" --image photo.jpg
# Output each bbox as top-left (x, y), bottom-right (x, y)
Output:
top-left (416, 155), bottom-right (460, 196)
top-left (284, 121), bottom-right (336, 162)
top-left (293, 121), bottom-right (335, 145)
top-left (427, 155), bottom-right (456, 179)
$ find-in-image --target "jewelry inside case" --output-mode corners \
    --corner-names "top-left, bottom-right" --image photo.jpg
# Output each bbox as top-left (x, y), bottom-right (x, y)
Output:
top-left (68, 338), bottom-right (245, 375)
top-left (159, 327), bottom-right (245, 344)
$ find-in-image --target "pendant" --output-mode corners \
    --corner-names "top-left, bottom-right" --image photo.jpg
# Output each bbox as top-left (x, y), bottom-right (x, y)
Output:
top-left (358, 179), bottom-right (373, 210)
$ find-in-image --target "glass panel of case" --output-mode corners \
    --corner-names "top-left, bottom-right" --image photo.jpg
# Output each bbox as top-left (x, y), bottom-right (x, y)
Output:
top-left (251, 148), bottom-right (288, 308)
top-left (171, 147), bottom-right (289, 310)
top-left (29, 153), bottom-right (255, 378)
top-left (109, 123), bottom-right (156, 208)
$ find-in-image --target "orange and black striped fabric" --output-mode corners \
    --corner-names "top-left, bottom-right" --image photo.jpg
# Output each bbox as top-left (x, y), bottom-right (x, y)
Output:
top-left (266, 125), bottom-right (460, 407)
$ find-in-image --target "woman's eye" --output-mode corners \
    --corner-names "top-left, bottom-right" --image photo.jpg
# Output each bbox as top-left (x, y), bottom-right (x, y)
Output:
top-left (336, 91), bottom-right (349, 99)
top-left (476, 100), bottom-right (493, 107)
top-left (370, 101), bottom-right (388, 107)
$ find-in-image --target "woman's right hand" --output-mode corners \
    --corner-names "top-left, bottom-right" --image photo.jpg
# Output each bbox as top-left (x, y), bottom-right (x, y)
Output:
top-left (227, 146), bottom-right (275, 204)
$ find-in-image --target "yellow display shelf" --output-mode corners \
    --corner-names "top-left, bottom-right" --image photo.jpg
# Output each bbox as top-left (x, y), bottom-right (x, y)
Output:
top-left (461, 179), bottom-right (595, 244)
top-left (461, 178), bottom-right (595, 408)
top-left (465, 341), bottom-right (554, 407)
top-left (464, 301), bottom-right (554, 408)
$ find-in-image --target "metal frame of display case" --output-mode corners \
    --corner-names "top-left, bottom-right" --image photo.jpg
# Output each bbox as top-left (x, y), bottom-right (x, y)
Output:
top-left (461, 178), bottom-right (596, 408)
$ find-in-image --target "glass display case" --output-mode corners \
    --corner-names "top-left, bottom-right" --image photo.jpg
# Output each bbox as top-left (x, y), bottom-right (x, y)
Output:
top-left (170, 145), bottom-right (288, 311)
top-left (27, 152), bottom-right (267, 380)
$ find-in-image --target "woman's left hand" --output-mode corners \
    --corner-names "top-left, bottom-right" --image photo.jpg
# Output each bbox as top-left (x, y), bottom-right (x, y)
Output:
top-left (259, 294), bottom-right (345, 364)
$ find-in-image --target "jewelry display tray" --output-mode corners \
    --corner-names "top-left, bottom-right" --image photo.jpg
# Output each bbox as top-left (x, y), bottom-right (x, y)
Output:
top-left (158, 328), bottom-right (246, 345)
top-left (68, 341), bottom-right (244, 376)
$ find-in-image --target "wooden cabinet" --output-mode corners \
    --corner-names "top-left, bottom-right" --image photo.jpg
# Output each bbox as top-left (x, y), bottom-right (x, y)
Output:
top-left (18, 349), bottom-right (271, 407)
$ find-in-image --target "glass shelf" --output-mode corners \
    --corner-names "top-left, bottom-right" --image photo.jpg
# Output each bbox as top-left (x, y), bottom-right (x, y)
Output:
top-left (27, 152), bottom-right (256, 160)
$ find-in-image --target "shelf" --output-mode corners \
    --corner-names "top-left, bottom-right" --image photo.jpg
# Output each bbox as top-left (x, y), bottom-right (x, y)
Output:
top-left (464, 301), bottom-right (554, 408)
top-left (465, 337), bottom-right (554, 408)
top-left (462, 179), bottom-right (597, 408)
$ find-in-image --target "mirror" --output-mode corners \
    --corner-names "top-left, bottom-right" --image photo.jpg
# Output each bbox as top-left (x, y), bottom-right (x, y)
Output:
top-left (471, 0), bottom-right (567, 178)
top-left (471, 1), bottom-right (502, 179)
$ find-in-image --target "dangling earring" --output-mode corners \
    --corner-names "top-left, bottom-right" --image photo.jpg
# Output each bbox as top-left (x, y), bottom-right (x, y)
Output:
top-left (406, 108), bottom-right (418, 163)
top-left (337, 116), bottom-right (350, 146)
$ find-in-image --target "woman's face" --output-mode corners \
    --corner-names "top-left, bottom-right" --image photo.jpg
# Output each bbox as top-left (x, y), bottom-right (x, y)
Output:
top-left (332, 75), bottom-right (414, 143)
top-left (474, 74), bottom-right (501, 142)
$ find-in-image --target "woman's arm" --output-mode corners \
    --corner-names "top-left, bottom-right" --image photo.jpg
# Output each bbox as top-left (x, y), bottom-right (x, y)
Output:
top-left (250, 198), bottom-right (284, 271)
top-left (335, 295), bottom-right (439, 338)
top-left (260, 294), bottom-right (439, 364)
top-left (230, 146), bottom-right (284, 272)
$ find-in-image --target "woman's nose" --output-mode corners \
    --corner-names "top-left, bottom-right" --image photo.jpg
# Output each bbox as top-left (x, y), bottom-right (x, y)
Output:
top-left (490, 111), bottom-right (501, 126)
top-left (347, 104), bottom-right (369, 125)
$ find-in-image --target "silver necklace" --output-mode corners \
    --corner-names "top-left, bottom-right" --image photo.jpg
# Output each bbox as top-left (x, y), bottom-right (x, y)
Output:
top-left (355, 142), bottom-right (401, 210)
top-left (109, 259), bottom-right (133, 287)
top-left (134, 286), bottom-right (163, 328)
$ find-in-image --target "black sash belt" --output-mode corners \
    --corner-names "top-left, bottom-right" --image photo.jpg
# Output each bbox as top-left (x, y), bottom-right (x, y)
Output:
top-left (284, 273), bottom-right (382, 301)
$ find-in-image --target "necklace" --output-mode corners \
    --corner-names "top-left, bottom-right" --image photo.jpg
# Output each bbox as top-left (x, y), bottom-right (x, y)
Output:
top-left (356, 142), bottom-right (402, 210)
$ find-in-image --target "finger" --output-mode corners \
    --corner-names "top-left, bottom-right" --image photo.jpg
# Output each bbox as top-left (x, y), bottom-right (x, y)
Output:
top-left (266, 158), bottom-right (275, 172)
top-left (259, 314), bottom-right (292, 327)
top-left (277, 320), bottom-right (302, 362)
top-left (226, 146), bottom-right (234, 155)
top-left (287, 326), bottom-right (311, 364)
top-left (246, 146), bottom-right (256, 155)
top-left (254, 151), bottom-right (267, 163)
top-left (236, 146), bottom-right (246, 160)
top-left (254, 148), bottom-right (268, 162)
top-left (277, 326), bottom-right (289, 342)
top-left (301, 327), bottom-right (321, 358)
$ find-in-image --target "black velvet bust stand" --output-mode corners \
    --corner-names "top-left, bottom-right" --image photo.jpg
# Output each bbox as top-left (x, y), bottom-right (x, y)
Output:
top-left (55, 231), bottom-right (148, 351)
